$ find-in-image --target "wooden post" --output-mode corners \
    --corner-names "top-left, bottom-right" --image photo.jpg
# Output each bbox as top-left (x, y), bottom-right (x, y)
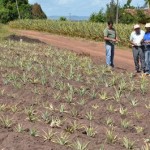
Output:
top-left (116, 0), bottom-right (119, 24)
top-left (16, 0), bottom-right (21, 19)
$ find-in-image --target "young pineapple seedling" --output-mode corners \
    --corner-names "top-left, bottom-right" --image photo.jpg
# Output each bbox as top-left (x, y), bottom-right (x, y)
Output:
top-left (0, 104), bottom-right (7, 112)
top-left (53, 91), bottom-right (61, 101)
top-left (41, 111), bottom-right (51, 124)
top-left (99, 91), bottom-right (108, 101)
top-left (78, 86), bottom-right (87, 96)
top-left (43, 102), bottom-right (54, 111)
top-left (71, 139), bottom-right (89, 150)
top-left (119, 106), bottom-right (128, 116)
top-left (65, 91), bottom-right (73, 103)
top-left (65, 120), bottom-right (82, 134)
top-left (50, 117), bottom-right (63, 128)
top-left (145, 103), bottom-right (150, 109)
top-left (42, 129), bottom-right (56, 141)
top-left (135, 126), bottom-right (144, 134)
top-left (0, 89), bottom-right (5, 96)
top-left (113, 88), bottom-right (122, 102)
top-left (25, 106), bottom-right (38, 122)
top-left (59, 104), bottom-right (67, 113)
top-left (70, 107), bottom-right (78, 117)
top-left (84, 124), bottom-right (97, 137)
top-left (141, 143), bottom-right (150, 150)
top-left (53, 132), bottom-right (70, 145)
top-left (106, 117), bottom-right (114, 127)
top-left (105, 128), bottom-right (117, 144)
top-left (89, 89), bottom-right (97, 99)
top-left (30, 128), bottom-right (39, 137)
top-left (130, 98), bottom-right (139, 107)
top-left (77, 98), bottom-right (86, 106)
top-left (15, 123), bottom-right (24, 133)
top-left (10, 104), bottom-right (19, 113)
top-left (122, 137), bottom-right (135, 149)
top-left (85, 111), bottom-right (94, 121)
top-left (121, 119), bottom-right (131, 129)
top-left (130, 81), bottom-right (136, 92)
top-left (134, 111), bottom-right (143, 120)
top-left (107, 105), bottom-right (116, 113)
top-left (92, 104), bottom-right (99, 109)
top-left (99, 144), bottom-right (105, 150)
top-left (118, 79), bottom-right (127, 91)
top-left (0, 115), bottom-right (13, 128)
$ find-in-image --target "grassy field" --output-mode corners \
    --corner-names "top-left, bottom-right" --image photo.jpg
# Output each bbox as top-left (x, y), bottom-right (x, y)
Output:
top-left (0, 37), bottom-right (150, 149)
top-left (9, 19), bottom-right (136, 47)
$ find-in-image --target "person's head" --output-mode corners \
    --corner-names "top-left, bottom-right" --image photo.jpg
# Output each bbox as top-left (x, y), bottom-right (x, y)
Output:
top-left (108, 21), bottom-right (113, 29)
top-left (145, 23), bottom-right (150, 32)
top-left (134, 24), bottom-right (141, 34)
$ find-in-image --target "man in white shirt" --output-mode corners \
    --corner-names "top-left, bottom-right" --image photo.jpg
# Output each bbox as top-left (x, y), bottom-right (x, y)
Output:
top-left (130, 24), bottom-right (145, 73)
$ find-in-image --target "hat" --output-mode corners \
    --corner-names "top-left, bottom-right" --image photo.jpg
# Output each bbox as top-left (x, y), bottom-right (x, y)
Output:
top-left (134, 24), bottom-right (140, 29)
top-left (145, 23), bottom-right (150, 28)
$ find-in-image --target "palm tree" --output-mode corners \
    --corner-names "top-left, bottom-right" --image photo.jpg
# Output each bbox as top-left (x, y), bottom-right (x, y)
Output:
top-left (144, 0), bottom-right (150, 9)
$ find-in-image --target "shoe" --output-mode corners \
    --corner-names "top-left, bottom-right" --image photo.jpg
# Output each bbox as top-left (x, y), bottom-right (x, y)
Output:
top-left (144, 72), bottom-right (149, 75)
top-left (135, 70), bottom-right (141, 73)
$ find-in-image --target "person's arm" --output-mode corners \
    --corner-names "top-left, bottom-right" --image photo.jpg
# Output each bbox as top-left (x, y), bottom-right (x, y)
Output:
top-left (104, 36), bottom-right (116, 42)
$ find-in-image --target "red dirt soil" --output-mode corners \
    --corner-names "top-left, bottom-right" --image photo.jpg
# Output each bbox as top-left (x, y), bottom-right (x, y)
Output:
top-left (15, 30), bottom-right (134, 71)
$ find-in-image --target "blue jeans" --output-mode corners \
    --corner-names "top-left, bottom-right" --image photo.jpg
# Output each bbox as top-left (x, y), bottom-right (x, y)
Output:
top-left (105, 43), bottom-right (115, 67)
top-left (145, 50), bottom-right (150, 74)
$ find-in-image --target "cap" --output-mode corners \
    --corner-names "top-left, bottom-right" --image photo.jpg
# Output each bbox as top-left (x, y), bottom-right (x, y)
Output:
top-left (145, 23), bottom-right (150, 28)
top-left (134, 24), bottom-right (140, 29)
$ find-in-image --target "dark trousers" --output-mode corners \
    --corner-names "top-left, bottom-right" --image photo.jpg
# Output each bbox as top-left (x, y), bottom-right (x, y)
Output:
top-left (132, 46), bottom-right (145, 71)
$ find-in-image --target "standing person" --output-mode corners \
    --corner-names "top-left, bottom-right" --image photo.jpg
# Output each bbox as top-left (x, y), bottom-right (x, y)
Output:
top-left (130, 24), bottom-right (145, 73)
top-left (143, 23), bottom-right (150, 75)
top-left (104, 21), bottom-right (118, 68)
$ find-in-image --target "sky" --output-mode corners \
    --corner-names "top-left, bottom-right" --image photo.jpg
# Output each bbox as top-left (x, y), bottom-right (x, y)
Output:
top-left (29, 0), bottom-right (145, 16)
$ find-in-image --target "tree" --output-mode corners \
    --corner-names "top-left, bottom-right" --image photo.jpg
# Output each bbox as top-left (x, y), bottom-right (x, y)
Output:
top-left (123, 0), bottom-right (134, 8)
top-left (106, 0), bottom-right (117, 22)
top-left (144, 0), bottom-right (150, 8)
top-left (89, 10), bottom-right (106, 23)
top-left (0, 0), bottom-right (46, 23)
top-left (59, 16), bottom-right (67, 21)
top-left (31, 3), bottom-right (47, 19)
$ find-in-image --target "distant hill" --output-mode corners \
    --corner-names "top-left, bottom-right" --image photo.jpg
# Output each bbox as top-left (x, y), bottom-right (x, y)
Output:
top-left (49, 16), bottom-right (89, 21)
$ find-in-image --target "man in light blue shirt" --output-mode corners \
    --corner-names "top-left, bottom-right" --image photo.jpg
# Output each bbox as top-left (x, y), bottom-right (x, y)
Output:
top-left (130, 24), bottom-right (145, 73)
top-left (143, 23), bottom-right (150, 75)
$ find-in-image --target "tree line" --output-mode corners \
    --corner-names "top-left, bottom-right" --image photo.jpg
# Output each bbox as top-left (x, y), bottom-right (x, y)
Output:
top-left (0, 0), bottom-right (47, 23)
top-left (89, 0), bottom-right (150, 24)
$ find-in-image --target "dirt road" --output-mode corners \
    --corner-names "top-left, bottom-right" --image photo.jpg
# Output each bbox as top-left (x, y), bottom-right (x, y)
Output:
top-left (15, 30), bottom-right (134, 71)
